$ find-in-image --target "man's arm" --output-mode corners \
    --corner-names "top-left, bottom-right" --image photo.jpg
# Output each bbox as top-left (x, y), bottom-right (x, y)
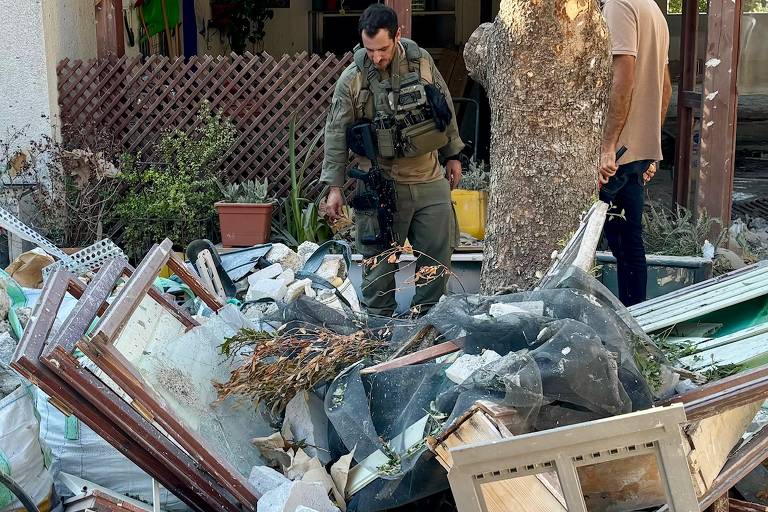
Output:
top-left (321, 67), bottom-right (357, 219)
top-left (600, 54), bottom-right (636, 181)
top-left (661, 64), bottom-right (672, 124)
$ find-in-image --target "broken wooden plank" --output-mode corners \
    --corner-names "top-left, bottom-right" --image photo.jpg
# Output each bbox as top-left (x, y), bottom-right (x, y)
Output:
top-left (699, 425), bottom-right (768, 510)
top-left (730, 499), bottom-right (768, 512)
top-left (427, 404), bottom-right (566, 512)
top-left (167, 249), bottom-right (226, 311)
top-left (90, 240), bottom-right (175, 345)
top-left (360, 337), bottom-right (466, 375)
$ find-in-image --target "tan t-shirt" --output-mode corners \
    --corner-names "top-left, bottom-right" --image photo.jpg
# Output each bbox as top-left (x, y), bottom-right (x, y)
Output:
top-left (603, 0), bottom-right (670, 164)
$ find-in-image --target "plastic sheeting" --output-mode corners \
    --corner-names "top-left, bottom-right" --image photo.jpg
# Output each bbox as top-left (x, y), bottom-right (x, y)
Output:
top-left (314, 268), bottom-right (666, 511)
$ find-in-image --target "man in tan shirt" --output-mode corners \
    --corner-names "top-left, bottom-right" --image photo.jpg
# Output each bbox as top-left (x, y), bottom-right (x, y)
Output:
top-left (599, 0), bottom-right (672, 306)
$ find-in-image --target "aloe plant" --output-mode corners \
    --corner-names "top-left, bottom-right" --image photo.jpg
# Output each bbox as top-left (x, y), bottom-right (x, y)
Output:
top-left (218, 178), bottom-right (273, 204)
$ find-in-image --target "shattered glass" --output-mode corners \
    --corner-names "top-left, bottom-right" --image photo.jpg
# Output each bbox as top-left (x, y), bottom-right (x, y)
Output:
top-left (119, 303), bottom-right (273, 476)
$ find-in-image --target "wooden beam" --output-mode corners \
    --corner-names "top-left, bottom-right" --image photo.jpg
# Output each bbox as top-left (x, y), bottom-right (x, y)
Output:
top-left (673, 0), bottom-right (699, 208)
top-left (95, 0), bottom-right (125, 58)
top-left (696, 0), bottom-right (742, 231)
top-left (385, 0), bottom-right (411, 38)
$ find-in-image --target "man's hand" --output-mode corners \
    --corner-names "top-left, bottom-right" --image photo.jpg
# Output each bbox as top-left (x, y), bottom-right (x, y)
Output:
top-left (643, 162), bottom-right (657, 184)
top-left (446, 159), bottom-right (462, 190)
top-left (599, 146), bottom-right (618, 184)
top-left (326, 187), bottom-right (344, 220)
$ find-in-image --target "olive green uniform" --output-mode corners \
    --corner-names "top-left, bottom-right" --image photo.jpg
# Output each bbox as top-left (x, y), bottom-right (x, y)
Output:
top-left (320, 39), bottom-right (464, 316)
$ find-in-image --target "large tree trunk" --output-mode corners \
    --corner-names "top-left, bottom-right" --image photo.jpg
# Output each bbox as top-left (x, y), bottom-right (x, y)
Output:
top-left (465, 0), bottom-right (611, 294)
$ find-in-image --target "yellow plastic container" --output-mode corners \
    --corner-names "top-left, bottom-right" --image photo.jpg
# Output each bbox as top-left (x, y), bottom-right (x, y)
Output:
top-left (451, 189), bottom-right (487, 240)
top-left (158, 251), bottom-right (187, 278)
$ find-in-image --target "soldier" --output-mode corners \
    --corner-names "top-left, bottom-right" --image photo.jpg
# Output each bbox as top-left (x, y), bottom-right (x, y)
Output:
top-left (321, 4), bottom-right (465, 317)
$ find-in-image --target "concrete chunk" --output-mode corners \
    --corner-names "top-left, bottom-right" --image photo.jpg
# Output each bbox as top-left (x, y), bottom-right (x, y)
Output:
top-left (276, 269), bottom-right (296, 287)
top-left (267, 244), bottom-right (302, 273)
top-left (282, 391), bottom-right (330, 465)
top-left (249, 264), bottom-right (284, 284)
top-left (248, 465), bottom-right (291, 497)
top-left (257, 482), bottom-right (339, 512)
top-left (286, 279), bottom-right (313, 303)
top-left (246, 279), bottom-right (288, 303)
top-left (316, 255), bottom-right (345, 282)
top-left (298, 241), bottom-right (320, 266)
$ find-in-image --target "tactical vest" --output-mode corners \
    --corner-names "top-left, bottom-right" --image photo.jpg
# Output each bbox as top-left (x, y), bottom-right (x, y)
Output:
top-left (351, 38), bottom-right (450, 160)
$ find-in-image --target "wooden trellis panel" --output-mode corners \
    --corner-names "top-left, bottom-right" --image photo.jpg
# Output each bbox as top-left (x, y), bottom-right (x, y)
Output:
top-left (57, 52), bottom-right (353, 198)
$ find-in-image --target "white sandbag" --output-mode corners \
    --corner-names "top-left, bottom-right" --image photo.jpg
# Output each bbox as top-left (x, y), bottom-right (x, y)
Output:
top-left (35, 391), bottom-right (187, 511)
top-left (0, 365), bottom-right (54, 512)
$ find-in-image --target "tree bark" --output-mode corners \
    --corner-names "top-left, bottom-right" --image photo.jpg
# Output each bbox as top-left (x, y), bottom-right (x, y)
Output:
top-left (465, 0), bottom-right (611, 294)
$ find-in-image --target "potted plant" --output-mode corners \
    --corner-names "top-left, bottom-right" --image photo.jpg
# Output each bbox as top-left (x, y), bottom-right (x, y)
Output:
top-left (215, 178), bottom-right (276, 247)
top-left (211, 0), bottom-right (275, 54)
top-left (452, 158), bottom-right (489, 240)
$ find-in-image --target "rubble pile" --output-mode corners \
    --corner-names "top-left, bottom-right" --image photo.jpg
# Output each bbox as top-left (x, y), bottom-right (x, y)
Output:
top-left (240, 242), bottom-right (360, 322)
top-left (2, 229), bottom-right (768, 512)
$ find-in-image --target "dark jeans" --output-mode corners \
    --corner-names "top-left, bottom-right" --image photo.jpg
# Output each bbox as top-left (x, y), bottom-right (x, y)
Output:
top-left (599, 159), bottom-right (654, 307)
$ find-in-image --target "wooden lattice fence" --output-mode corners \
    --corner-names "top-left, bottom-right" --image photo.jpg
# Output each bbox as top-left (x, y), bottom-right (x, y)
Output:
top-left (57, 51), bottom-right (354, 198)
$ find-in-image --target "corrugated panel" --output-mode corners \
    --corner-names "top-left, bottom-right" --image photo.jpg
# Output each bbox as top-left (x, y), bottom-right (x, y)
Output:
top-left (630, 261), bottom-right (768, 332)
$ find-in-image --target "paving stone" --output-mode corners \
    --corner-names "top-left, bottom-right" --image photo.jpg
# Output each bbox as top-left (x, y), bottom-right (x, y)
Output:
top-left (283, 391), bottom-right (330, 464)
top-left (257, 481), bottom-right (339, 512)
top-left (445, 350), bottom-right (502, 385)
top-left (285, 279), bottom-right (312, 303)
top-left (248, 264), bottom-right (284, 285)
top-left (246, 279), bottom-right (288, 303)
top-left (248, 465), bottom-right (291, 497)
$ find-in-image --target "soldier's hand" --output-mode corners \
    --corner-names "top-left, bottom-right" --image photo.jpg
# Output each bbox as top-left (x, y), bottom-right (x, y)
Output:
top-left (326, 187), bottom-right (344, 221)
top-left (446, 159), bottom-right (462, 190)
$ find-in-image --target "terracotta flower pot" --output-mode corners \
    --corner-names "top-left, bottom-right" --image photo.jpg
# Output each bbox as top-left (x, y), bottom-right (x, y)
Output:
top-left (215, 202), bottom-right (274, 247)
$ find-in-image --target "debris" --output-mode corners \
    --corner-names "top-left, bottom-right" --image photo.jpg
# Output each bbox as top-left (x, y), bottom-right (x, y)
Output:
top-left (283, 448), bottom-right (324, 481)
top-left (0, 281), bottom-right (9, 321)
top-left (246, 279), bottom-right (288, 303)
top-left (251, 432), bottom-right (292, 469)
top-left (276, 269), bottom-right (295, 287)
top-left (716, 247), bottom-right (747, 270)
top-left (215, 327), bottom-right (385, 415)
top-left (285, 278), bottom-right (313, 303)
top-left (0, 332), bottom-right (17, 365)
top-left (330, 450), bottom-right (355, 500)
top-left (445, 350), bottom-right (502, 385)
top-left (316, 255), bottom-right (346, 282)
top-left (282, 391), bottom-right (331, 464)
top-left (266, 244), bottom-right (302, 273)
top-left (242, 302), bottom-right (280, 321)
top-left (249, 263), bottom-right (284, 283)
top-left (4, 249), bottom-right (56, 288)
top-left (256, 481), bottom-right (339, 512)
top-left (301, 467), bottom-right (346, 511)
top-left (0, 364), bottom-right (55, 511)
top-left (297, 241), bottom-right (321, 266)
top-left (248, 465), bottom-right (292, 497)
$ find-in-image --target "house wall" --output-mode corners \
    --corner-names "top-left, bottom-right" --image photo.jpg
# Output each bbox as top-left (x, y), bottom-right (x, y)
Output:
top-left (0, 0), bottom-right (57, 143)
top-left (41, 0), bottom-right (100, 132)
